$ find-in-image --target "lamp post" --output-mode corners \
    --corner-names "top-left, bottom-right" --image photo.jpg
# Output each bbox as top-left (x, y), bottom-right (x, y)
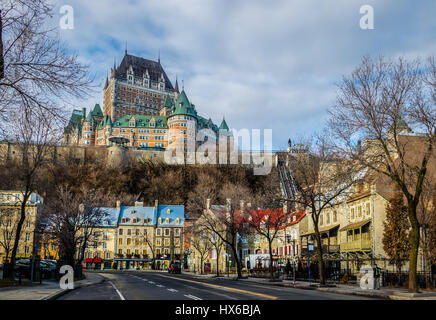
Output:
top-left (30, 222), bottom-right (45, 283)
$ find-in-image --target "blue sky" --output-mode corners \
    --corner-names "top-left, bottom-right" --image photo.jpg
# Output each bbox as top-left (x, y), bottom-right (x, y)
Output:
top-left (56, 0), bottom-right (436, 150)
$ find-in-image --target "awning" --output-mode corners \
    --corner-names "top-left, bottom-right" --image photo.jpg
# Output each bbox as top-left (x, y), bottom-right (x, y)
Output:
top-left (300, 224), bottom-right (340, 237)
top-left (339, 219), bottom-right (371, 232)
top-left (114, 258), bottom-right (153, 262)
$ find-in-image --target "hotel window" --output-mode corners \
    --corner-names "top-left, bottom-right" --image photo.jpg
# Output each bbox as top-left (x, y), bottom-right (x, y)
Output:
top-left (366, 203), bottom-right (371, 216)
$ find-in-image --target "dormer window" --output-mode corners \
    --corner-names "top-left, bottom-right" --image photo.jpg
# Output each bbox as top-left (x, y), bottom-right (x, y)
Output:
top-left (175, 218), bottom-right (180, 224)
top-left (158, 217), bottom-right (162, 224)
top-left (165, 217), bottom-right (170, 224)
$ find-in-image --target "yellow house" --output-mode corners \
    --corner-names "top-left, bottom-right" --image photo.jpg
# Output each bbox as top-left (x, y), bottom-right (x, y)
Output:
top-left (0, 190), bottom-right (44, 264)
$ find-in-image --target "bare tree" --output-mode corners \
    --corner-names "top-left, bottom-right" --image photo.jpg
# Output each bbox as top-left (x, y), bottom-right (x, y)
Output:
top-left (0, 0), bottom-right (92, 131)
top-left (3, 109), bottom-right (59, 278)
top-left (191, 226), bottom-right (212, 275)
top-left (201, 182), bottom-right (251, 279)
top-left (328, 55), bottom-right (436, 292)
top-left (44, 186), bottom-right (109, 278)
top-left (287, 135), bottom-right (357, 285)
top-left (0, 207), bottom-right (17, 264)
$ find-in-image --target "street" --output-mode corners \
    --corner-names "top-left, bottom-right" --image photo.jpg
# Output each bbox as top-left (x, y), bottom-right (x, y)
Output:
top-left (58, 271), bottom-right (377, 300)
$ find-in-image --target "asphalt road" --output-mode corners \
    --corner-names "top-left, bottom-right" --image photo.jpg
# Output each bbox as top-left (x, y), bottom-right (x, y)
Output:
top-left (58, 271), bottom-right (376, 300)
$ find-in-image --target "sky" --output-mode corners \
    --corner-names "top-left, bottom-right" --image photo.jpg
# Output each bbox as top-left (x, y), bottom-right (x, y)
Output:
top-left (55, 0), bottom-right (436, 150)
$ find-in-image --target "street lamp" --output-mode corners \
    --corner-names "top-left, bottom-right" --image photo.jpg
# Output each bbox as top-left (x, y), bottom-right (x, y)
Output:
top-left (30, 222), bottom-right (45, 283)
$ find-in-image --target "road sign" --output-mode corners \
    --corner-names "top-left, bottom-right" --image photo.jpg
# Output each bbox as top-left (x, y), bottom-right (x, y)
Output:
top-left (308, 244), bottom-right (314, 251)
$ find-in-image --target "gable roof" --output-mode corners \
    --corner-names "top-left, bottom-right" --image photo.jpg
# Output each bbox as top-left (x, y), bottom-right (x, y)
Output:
top-left (115, 53), bottom-right (174, 91)
top-left (170, 90), bottom-right (198, 117)
top-left (92, 104), bottom-right (103, 117)
top-left (219, 118), bottom-right (229, 131)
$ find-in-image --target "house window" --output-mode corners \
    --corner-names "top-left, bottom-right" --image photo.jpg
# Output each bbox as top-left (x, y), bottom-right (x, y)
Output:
top-left (175, 228), bottom-right (180, 236)
top-left (119, 238), bottom-right (123, 245)
top-left (320, 214), bottom-right (324, 226)
top-left (127, 238), bottom-right (131, 245)
top-left (25, 233), bottom-right (30, 241)
top-left (358, 206), bottom-right (362, 218)
top-left (327, 212), bottom-right (330, 224)
top-left (119, 229), bottom-right (123, 235)
top-left (118, 249), bottom-right (123, 254)
top-left (164, 228), bottom-right (170, 236)
top-left (102, 242), bottom-right (107, 249)
top-left (165, 217), bottom-right (169, 224)
top-left (158, 218), bottom-right (162, 224)
top-left (25, 246), bottom-right (29, 254)
top-left (106, 253), bottom-right (110, 259)
top-left (156, 239), bottom-right (161, 246)
top-left (156, 228), bottom-right (161, 236)
top-left (366, 203), bottom-right (371, 216)
top-left (333, 211), bottom-right (338, 222)
top-left (103, 232), bottom-right (108, 240)
top-left (351, 208), bottom-right (355, 220)
top-left (164, 238), bottom-right (169, 246)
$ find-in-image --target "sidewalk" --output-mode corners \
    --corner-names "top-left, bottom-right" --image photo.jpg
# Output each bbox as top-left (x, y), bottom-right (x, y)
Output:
top-left (182, 271), bottom-right (436, 300)
top-left (0, 272), bottom-right (105, 300)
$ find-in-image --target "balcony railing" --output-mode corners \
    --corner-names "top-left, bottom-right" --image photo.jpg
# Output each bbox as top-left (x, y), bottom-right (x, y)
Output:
top-left (340, 239), bottom-right (372, 252)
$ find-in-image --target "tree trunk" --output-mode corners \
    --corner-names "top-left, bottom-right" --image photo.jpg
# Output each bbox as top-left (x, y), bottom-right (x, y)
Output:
top-left (216, 249), bottom-right (220, 277)
top-left (0, 10), bottom-right (4, 79)
top-left (408, 203), bottom-right (420, 293)
top-left (268, 240), bottom-right (274, 280)
top-left (314, 231), bottom-right (325, 285)
top-left (9, 195), bottom-right (29, 279)
top-left (231, 245), bottom-right (242, 279)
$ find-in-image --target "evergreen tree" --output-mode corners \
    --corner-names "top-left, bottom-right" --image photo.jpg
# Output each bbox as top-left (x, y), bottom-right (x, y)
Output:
top-left (383, 192), bottom-right (410, 274)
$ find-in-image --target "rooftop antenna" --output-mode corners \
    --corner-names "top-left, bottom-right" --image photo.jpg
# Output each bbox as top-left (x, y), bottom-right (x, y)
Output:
top-left (125, 41), bottom-right (127, 55)
top-left (182, 79), bottom-right (184, 91)
top-left (158, 49), bottom-right (160, 64)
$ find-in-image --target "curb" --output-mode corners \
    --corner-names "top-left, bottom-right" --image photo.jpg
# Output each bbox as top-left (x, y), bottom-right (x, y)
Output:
top-left (43, 276), bottom-right (106, 300)
top-left (219, 278), bottom-right (393, 300)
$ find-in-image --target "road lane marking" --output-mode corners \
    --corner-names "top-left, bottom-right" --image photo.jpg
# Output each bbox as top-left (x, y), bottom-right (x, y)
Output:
top-left (156, 284), bottom-right (165, 288)
top-left (156, 274), bottom-right (277, 300)
top-left (109, 281), bottom-right (126, 300)
top-left (184, 294), bottom-right (202, 300)
top-left (168, 288), bottom-right (178, 292)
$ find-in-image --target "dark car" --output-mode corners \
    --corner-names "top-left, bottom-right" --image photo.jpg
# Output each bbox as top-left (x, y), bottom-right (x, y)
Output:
top-left (168, 263), bottom-right (181, 274)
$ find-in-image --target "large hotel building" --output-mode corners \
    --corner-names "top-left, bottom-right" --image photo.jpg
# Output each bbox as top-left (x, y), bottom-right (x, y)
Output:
top-left (63, 50), bottom-right (231, 150)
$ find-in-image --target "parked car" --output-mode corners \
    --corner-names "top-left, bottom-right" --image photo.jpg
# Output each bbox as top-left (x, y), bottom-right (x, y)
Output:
top-left (15, 259), bottom-right (31, 278)
top-left (168, 263), bottom-right (181, 274)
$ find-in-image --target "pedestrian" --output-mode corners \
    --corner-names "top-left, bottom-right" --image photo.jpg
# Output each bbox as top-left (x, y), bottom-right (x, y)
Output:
top-left (373, 264), bottom-right (381, 289)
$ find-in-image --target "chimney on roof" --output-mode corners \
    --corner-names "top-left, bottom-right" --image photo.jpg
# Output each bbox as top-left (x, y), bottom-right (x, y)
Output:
top-left (206, 198), bottom-right (211, 210)
top-left (226, 198), bottom-right (231, 212)
top-left (357, 140), bottom-right (363, 155)
top-left (116, 200), bottom-right (121, 209)
top-left (135, 201), bottom-right (143, 207)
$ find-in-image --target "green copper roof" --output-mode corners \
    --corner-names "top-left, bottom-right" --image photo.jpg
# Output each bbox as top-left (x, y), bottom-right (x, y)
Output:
top-left (92, 104), bottom-right (103, 117)
top-left (64, 110), bottom-right (83, 133)
top-left (85, 111), bottom-right (94, 122)
top-left (113, 115), bottom-right (168, 129)
top-left (163, 94), bottom-right (173, 107)
top-left (170, 90), bottom-right (197, 117)
top-left (219, 118), bottom-right (229, 131)
top-left (96, 115), bottom-right (113, 130)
